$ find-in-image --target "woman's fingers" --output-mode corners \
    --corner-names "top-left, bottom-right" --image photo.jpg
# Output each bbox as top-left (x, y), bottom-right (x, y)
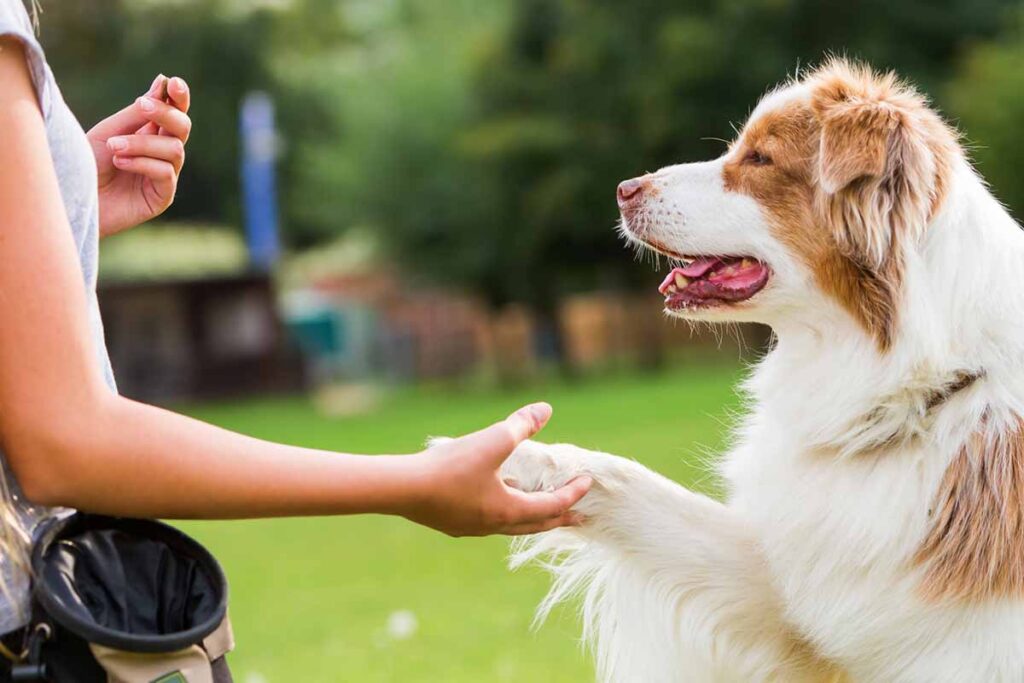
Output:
top-left (506, 476), bottom-right (592, 524)
top-left (111, 156), bottom-right (177, 197)
top-left (505, 402), bottom-right (553, 444)
top-left (107, 135), bottom-right (185, 172)
top-left (136, 96), bottom-right (192, 142)
top-left (89, 101), bottom-right (149, 140)
top-left (504, 510), bottom-right (585, 536)
top-left (87, 75), bottom-right (167, 141)
top-left (167, 76), bottom-right (190, 113)
top-left (469, 403), bottom-right (553, 466)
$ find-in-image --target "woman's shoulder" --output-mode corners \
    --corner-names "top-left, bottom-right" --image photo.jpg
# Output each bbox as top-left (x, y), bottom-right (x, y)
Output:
top-left (0, 0), bottom-right (51, 119)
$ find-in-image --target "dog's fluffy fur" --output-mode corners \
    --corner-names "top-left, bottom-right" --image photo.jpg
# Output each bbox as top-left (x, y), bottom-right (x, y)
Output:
top-left (503, 59), bottom-right (1024, 681)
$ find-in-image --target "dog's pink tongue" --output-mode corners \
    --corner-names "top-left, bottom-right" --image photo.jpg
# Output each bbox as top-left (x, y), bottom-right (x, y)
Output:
top-left (679, 257), bottom-right (721, 278)
top-left (710, 263), bottom-right (767, 290)
top-left (657, 258), bottom-right (724, 295)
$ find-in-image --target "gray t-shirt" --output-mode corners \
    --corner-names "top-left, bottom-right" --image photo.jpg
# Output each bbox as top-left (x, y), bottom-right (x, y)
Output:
top-left (0, 0), bottom-right (117, 632)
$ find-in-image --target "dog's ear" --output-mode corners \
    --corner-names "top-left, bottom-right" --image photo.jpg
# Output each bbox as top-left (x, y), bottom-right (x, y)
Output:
top-left (810, 62), bottom-right (947, 270)
top-left (813, 92), bottom-right (893, 196)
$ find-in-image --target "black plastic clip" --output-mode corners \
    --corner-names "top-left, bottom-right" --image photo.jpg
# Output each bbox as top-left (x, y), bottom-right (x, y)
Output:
top-left (11, 622), bottom-right (51, 682)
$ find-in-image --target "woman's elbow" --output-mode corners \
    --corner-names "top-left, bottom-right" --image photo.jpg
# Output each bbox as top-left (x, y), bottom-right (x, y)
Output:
top-left (3, 430), bottom-right (77, 507)
top-left (14, 464), bottom-right (66, 507)
top-left (0, 405), bottom-right (107, 507)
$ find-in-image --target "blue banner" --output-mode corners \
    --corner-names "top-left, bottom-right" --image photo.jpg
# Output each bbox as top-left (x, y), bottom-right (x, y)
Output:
top-left (240, 91), bottom-right (281, 271)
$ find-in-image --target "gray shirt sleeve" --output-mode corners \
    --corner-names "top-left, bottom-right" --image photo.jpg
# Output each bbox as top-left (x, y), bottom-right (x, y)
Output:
top-left (0, 0), bottom-right (51, 118)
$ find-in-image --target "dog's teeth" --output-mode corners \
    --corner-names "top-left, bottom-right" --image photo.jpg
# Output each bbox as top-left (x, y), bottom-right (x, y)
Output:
top-left (674, 273), bottom-right (689, 288)
top-left (667, 284), bottom-right (678, 294)
top-left (741, 258), bottom-right (753, 268)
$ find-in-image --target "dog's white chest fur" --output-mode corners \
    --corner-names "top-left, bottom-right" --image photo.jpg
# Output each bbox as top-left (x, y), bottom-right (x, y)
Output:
top-left (726, 406), bottom-right (1024, 681)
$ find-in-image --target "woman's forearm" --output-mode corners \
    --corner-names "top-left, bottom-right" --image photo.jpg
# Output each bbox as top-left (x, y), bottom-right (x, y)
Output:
top-left (14, 393), bottom-right (592, 537)
top-left (26, 393), bottom-right (425, 519)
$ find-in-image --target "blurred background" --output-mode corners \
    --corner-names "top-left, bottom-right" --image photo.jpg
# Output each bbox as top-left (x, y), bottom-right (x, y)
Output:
top-left (33, 0), bottom-right (1024, 679)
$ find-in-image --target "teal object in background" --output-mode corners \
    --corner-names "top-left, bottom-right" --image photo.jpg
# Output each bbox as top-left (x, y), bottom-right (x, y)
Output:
top-left (283, 296), bottom-right (379, 381)
top-left (287, 311), bottom-right (346, 357)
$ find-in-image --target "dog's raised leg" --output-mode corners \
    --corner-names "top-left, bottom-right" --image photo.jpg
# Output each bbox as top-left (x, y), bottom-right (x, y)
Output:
top-left (503, 440), bottom-right (839, 683)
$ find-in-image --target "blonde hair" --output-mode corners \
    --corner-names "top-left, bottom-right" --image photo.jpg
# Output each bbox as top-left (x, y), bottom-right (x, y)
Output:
top-left (0, 475), bottom-right (30, 612)
top-left (29, 0), bottom-right (41, 31)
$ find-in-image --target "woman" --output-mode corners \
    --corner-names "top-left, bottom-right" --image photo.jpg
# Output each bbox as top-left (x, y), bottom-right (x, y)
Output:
top-left (0, 0), bottom-right (590, 655)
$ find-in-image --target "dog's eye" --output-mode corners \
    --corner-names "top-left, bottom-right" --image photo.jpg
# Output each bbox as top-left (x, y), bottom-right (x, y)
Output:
top-left (745, 150), bottom-right (772, 166)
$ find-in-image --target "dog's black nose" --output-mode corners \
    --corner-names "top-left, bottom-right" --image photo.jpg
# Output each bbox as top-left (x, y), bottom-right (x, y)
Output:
top-left (617, 178), bottom-right (645, 206)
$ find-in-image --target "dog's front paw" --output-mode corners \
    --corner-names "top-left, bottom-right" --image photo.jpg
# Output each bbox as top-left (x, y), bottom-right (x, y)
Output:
top-left (501, 440), bottom-right (594, 494)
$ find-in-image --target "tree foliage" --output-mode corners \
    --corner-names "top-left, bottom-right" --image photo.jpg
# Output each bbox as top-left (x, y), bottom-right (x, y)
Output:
top-left (40, 0), bottom-right (348, 231)
top-left (38, 0), bottom-right (1024, 315)
top-left (946, 12), bottom-right (1024, 218)
top-left (372, 0), bottom-right (1015, 314)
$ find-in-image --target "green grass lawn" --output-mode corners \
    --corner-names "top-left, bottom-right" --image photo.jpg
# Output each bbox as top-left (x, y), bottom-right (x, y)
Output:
top-left (178, 362), bottom-right (745, 682)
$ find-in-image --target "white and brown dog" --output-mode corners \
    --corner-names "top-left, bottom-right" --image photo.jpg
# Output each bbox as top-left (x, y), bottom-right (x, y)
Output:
top-left (503, 59), bottom-right (1024, 681)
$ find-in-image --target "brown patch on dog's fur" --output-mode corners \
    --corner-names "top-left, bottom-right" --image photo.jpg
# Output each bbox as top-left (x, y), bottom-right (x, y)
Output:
top-left (724, 59), bottom-right (958, 350)
top-left (915, 415), bottom-right (1024, 602)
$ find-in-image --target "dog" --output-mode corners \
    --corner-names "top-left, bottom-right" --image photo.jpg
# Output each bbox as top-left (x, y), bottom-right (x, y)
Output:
top-left (502, 58), bottom-right (1024, 682)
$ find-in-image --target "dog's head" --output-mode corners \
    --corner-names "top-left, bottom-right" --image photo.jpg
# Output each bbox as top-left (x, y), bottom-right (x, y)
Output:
top-left (618, 58), bottom-right (959, 349)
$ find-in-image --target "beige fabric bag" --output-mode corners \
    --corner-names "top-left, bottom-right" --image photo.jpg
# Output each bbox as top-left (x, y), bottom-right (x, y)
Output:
top-left (88, 615), bottom-right (234, 683)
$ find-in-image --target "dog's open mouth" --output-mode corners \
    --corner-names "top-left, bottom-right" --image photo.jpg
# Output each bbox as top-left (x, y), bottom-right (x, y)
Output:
top-left (658, 256), bottom-right (771, 310)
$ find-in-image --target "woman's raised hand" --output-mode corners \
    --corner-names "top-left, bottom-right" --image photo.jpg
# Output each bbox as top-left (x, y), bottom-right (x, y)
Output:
top-left (87, 74), bottom-right (192, 237)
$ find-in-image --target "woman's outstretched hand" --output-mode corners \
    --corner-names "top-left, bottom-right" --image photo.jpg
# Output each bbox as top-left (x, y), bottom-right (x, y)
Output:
top-left (87, 74), bottom-right (192, 237)
top-left (401, 403), bottom-right (592, 537)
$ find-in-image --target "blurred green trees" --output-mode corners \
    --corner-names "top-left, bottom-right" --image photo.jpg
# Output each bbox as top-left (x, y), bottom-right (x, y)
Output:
top-left (42, 0), bottom-right (280, 226)
top-left (38, 0), bottom-right (1024, 360)
top-left (947, 11), bottom-right (1024, 219)
top-left (345, 0), bottom-right (1017, 360)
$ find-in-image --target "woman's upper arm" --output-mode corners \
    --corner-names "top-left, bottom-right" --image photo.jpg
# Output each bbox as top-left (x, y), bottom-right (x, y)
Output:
top-left (0, 38), bottom-right (110, 493)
